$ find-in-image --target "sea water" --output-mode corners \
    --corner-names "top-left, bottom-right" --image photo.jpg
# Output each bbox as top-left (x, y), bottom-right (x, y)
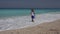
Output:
top-left (0, 8), bottom-right (60, 18)
top-left (0, 8), bottom-right (60, 31)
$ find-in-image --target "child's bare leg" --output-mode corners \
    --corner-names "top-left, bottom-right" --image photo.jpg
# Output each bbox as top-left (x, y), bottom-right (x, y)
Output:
top-left (32, 19), bottom-right (34, 22)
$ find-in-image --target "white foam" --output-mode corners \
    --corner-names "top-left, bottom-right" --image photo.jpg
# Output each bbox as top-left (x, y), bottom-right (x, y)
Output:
top-left (0, 13), bottom-right (60, 31)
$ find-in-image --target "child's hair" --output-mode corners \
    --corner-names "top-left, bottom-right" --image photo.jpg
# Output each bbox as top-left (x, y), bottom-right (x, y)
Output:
top-left (31, 9), bottom-right (34, 12)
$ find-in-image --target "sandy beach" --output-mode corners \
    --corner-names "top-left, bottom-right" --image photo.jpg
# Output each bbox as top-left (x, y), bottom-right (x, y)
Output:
top-left (0, 19), bottom-right (60, 34)
top-left (0, 13), bottom-right (60, 34)
top-left (0, 13), bottom-right (60, 31)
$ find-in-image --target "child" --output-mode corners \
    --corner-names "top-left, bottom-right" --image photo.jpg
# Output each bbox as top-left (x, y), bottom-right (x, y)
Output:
top-left (31, 9), bottom-right (35, 22)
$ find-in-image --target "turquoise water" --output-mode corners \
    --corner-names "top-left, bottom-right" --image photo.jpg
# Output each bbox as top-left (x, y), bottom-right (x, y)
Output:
top-left (0, 9), bottom-right (60, 18)
top-left (0, 9), bottom-right (60, 30)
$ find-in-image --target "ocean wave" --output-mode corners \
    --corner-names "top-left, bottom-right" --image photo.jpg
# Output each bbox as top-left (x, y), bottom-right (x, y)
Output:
top-left (0, 13), bottom-right (60, 31)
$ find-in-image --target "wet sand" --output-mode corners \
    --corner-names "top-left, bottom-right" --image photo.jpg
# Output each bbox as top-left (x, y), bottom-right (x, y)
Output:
top-left (0, 19), bottom-right (60, 34)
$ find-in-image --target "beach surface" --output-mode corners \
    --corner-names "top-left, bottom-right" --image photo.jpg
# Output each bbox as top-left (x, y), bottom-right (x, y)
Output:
top-left (0, 13), bottom-right (60, 34)
top-left (0, 19), bottom-right (60, 34)
top-left (0, 13), bottom-right (60, 31)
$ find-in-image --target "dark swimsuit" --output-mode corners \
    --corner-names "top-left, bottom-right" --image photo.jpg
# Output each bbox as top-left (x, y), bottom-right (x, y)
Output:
top-left (31, 16), bottom-right (35, 19)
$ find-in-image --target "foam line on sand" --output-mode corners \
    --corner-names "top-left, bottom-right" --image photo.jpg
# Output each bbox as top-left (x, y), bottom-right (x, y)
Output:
top-left (0, 13), bottom-right (60, 31)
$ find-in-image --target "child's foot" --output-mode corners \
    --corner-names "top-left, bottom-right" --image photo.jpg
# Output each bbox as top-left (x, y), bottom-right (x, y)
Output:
top-left (32, 21), bottom-right (34, 22)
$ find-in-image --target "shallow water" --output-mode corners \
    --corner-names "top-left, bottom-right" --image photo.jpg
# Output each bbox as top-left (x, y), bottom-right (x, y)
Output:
top-left (0, 8), bottom-right (60, 31)
top-left (0, 13), bottom-right (60, 31)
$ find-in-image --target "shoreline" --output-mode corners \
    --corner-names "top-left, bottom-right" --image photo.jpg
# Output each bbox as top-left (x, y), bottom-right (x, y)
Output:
top-left (0, 19), bottom-right (60, 34)
top-left (0, 13), bottom-right (60, 31)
